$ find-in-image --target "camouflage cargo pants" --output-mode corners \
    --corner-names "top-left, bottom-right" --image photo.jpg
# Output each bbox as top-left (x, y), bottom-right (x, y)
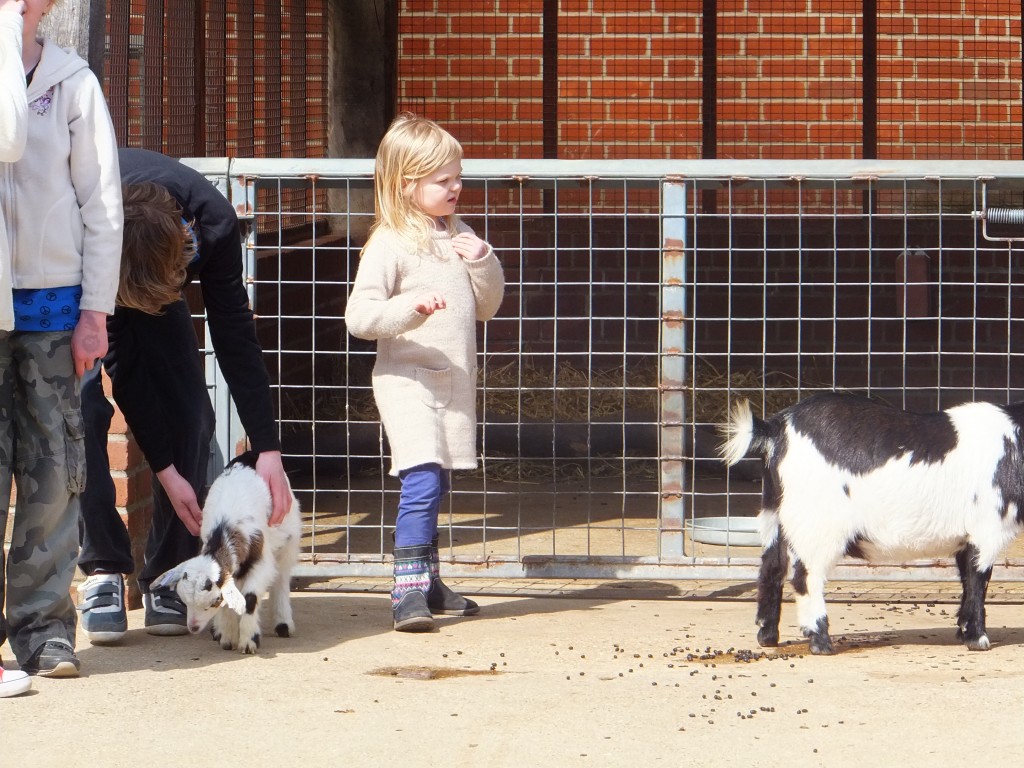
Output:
top-left (0, 330), bottom-right (84, 665)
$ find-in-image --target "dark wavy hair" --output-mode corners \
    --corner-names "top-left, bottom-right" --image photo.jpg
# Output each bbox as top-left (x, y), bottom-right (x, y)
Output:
top-left (117, 182), bottom-right (195, 314)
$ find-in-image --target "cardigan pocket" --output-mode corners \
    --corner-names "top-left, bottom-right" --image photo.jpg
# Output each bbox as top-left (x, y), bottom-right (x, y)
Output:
top-left (416, 366), bottom-right (452, 409)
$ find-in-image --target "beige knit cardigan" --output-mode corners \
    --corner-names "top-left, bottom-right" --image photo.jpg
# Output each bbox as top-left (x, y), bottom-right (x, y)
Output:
top-left (345, 223), bottom-right (505, 475)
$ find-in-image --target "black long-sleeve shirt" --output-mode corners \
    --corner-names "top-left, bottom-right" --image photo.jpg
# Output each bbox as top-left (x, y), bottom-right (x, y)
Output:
top-left (110, 148), bottom-right (279, 472)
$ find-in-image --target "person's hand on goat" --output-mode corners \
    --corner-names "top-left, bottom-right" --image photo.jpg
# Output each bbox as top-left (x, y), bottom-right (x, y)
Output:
top-left (255, 450), bottom-right (292, 527)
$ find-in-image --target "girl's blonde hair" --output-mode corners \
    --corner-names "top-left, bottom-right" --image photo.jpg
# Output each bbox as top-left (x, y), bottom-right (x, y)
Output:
top-left (370, 112), bottom-right (464, 249)
top-left (117, 182), bottom-right (196, 315)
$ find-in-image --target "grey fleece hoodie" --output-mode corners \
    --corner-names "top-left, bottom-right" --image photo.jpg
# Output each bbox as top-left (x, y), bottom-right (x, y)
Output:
top-left (0, 37), bottom-right (121, 317)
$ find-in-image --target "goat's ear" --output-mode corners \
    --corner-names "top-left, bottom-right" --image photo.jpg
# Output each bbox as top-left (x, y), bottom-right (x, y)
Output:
top-left (152, 564), bottom-right (186, 591)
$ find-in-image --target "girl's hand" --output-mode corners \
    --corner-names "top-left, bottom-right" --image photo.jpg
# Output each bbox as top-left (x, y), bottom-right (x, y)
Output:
top-left (452, 232), bottom-right (489, 261)
top-left (0, 1), bottom-right (26, 15)
top-left (71, 310), bottom-right (109, 378)
top-left (414, 292), bottom-right (446, 315)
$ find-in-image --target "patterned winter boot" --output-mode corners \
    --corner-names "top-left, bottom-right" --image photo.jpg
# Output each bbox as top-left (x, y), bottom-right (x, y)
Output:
top-left (392, 544), bottom-right (435, 632)
top-left (427, 536), bottom-right (480, 616)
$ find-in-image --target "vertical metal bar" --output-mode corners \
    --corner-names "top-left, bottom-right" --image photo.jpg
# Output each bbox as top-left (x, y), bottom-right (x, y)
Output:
top-left (542, 0), bottom-right (558, 160)
top-left (862, 0), bottom-right (877, 159)
top-left (194, 0), bottom-right (207, 154)
top-left (700, 0), bottom-right (717, 214)
top-left (660, 178), bottom-right (687, 560)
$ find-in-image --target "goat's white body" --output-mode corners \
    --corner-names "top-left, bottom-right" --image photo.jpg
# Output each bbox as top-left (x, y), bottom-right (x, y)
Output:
top-left (153, 460), bottom-right (301, 654)
top-left (722, 394), bottom-right (1024, 653)
top-left (777, 403), bottom-right (1020, 571)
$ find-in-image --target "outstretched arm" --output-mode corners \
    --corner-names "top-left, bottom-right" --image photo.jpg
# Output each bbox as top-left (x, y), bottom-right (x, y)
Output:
top-left (155, 464), bottom-right (203, 536)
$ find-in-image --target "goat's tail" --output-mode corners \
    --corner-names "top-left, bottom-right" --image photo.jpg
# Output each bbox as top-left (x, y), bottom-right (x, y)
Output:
top-left (718, 398), bottom-right (774, 466)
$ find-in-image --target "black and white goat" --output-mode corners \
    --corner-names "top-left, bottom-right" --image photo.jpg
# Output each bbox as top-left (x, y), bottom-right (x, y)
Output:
top-left (720, 392), bottom-right (1024, 654)
top-left (152, 451), bottom-right (301, 654)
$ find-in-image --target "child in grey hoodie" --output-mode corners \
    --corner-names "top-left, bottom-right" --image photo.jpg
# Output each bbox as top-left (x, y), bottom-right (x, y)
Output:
top-left (0, 0), bottom-right (122, 679)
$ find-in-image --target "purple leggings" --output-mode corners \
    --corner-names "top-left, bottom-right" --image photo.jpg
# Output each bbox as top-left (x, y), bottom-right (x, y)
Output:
top-left (395, 463), bottom-right (451, 547)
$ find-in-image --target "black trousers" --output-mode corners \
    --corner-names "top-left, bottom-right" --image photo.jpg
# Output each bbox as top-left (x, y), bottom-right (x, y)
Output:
top-left (78, 300), bottom-right (215, 592)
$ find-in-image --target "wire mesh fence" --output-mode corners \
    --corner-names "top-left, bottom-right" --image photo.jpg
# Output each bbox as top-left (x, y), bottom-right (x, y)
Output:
top-left (183, 157), bottom-right (1024, 580)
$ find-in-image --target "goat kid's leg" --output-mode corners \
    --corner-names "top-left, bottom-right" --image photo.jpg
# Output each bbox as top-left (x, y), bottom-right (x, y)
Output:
top-left (236, 593), bottom-right (262, 654)
top-left (792, 560), bottom-right (834, 655)
top-left (755, 527), bottom-right (789, 648)
top-left (270, 540), bottom-right (300, 638)
top-left (956, 544), bottom-right (992, 651)
top-left (213, 607), bottom-right (241, 650)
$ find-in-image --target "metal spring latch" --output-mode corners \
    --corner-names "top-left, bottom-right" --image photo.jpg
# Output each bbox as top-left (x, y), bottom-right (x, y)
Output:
top-left (973, 182), bottom-right (1024, 242)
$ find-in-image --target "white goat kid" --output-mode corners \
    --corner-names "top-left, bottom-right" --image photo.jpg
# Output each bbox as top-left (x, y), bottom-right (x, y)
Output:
top-left (720, 392), bottom-right (1024, 655)
top-left (152, 453), bottom-right (301, 654)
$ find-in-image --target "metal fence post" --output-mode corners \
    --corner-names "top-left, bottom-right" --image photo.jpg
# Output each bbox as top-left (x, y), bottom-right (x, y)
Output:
top-left (660, 178), bottom-right (688, 560)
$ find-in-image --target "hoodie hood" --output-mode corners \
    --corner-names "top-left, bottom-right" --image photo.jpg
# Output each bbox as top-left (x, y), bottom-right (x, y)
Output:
top-left (27, 38), bottom-right (89, 102)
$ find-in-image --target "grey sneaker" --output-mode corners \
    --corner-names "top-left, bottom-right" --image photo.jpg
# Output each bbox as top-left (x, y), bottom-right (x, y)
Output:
top-left (144, 588), bottom-right (189, 636)
top-left (22, 640), bottom-right (80, 678)
top-left (77, 573), bottom-right (128, 644)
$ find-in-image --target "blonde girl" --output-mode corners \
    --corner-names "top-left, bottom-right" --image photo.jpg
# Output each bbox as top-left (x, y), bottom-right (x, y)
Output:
top-left (345, 113), bottom-right (504, 631)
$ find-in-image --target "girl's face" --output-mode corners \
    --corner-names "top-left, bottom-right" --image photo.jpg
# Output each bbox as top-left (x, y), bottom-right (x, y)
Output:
top-left (410, 159), bottom-right (463, 221)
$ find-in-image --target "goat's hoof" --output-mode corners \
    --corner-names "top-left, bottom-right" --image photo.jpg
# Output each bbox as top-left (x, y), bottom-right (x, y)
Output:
top-left (275, 622), bottom-right (293, 638)
top-left (808, 636), bottom-right (835, 655)
top-left (756, 626), bottom-right (779, 648)
top-left (966, 635), bottom-right (991, 651)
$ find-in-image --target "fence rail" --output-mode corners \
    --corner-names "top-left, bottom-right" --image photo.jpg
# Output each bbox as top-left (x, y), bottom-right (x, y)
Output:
top-left (182, 158), bottom-right (1024, 581)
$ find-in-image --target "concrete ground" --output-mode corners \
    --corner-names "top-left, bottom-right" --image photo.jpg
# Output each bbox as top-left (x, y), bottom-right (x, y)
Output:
top-left (4, 578), bottom-right (1024, 768)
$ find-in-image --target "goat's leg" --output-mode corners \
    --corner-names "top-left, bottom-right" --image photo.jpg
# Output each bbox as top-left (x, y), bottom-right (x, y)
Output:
top-left (237, 593), bottom-right (262, 654)
top-left (793, 559), bottom-right (833, 655)
top-left (213, 607), bottom-right (241, 650)
top-left (755, 524), bottom-right (789, 647)
top-left (954, 547), bottom-right (970, 639)
top-left (270, 539), bottom-right (300, 638)
top-left (956, 543), bottom-right (992, 651)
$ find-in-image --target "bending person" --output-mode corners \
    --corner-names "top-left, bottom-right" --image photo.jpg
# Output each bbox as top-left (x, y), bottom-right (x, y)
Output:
top-left (78, 148), bottom-right (290, 642)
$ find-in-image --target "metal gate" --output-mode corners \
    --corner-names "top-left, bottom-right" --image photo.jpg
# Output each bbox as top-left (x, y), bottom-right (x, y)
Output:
top-left (184, 157), bottom-right (1024, 581)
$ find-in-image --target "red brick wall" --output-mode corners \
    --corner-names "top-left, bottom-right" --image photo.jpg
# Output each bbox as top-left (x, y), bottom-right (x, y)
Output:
top-left (397, 0), bottom-right (1022, 161)
top-left (718, 0), bottom-right (863, 159)
top-left (877, 1), bottom-right (1023, 160)
top-left (397, 0), bottom-right (703, 159)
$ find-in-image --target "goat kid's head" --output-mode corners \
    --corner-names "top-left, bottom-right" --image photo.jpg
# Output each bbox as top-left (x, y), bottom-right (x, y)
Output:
top-left (152, 556), bottom-right (230, 635)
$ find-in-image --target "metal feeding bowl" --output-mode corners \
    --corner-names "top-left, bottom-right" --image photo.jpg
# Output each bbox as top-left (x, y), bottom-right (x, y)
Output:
top-left (689, 516), bottom-right (761, 547)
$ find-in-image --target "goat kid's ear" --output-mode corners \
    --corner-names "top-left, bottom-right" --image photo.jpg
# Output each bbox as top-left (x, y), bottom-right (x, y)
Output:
top-left (152, 564), bottom-right (186, 591)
